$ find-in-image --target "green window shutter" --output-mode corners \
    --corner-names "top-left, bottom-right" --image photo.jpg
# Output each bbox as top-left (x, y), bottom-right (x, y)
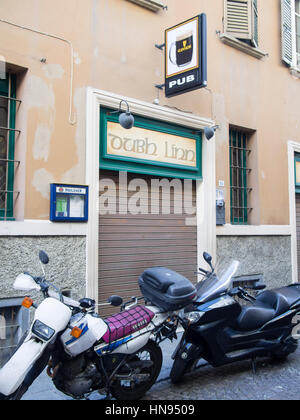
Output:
top-left (224, 0), bottom-right (253, 40)
top-left (281, 0), bottom-right (294, 66)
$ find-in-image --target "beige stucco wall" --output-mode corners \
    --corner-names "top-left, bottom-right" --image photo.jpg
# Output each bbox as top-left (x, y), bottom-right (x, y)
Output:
top-left (0, 0), bottom-right (299, 224)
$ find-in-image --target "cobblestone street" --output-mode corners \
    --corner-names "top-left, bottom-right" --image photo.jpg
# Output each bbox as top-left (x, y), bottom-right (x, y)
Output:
top-left (23, 334), bottom-right (300, 400)
top-left (143, 346), bottom-right (300, 400)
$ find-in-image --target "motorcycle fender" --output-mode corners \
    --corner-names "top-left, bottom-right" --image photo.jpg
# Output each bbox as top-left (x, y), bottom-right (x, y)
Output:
top-left (0, 338), bottom-right (45, 396)
top-left (172, 337), bottom-right (202, 362)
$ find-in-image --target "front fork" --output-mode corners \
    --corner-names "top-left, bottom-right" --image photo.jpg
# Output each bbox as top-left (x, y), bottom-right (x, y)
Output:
top-left (172, 332), bottom-right (203, 363)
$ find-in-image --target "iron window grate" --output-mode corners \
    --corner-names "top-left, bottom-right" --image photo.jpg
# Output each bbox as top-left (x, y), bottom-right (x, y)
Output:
top-left (0, 298), bottom-right (29, 368)
top-left (0, 73), bottom-right (21, 220)
top-left (229, 128), bottom-right (252, 224)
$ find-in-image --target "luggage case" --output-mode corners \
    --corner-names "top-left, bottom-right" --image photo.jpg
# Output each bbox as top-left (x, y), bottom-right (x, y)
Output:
top-left (139, 267), bottom-right (196, 311)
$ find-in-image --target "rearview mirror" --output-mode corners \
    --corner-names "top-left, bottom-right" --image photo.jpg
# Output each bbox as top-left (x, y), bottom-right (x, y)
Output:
top-left (203, 251), bottom-right (214, 272)
top-left (39, 250), bottom-right (49, 265)
top-left (203, 252), bottom-right (212, 264)
top-left (108, 295), bottom-right (123, 307)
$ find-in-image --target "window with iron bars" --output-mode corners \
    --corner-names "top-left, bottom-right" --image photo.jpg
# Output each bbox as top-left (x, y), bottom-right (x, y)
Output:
top-left (0, 73), bottom-right (20, 220)
top-left (229, 128), bottom-right (252, 224)
top-left (0, 298), bottom-right (29, 368)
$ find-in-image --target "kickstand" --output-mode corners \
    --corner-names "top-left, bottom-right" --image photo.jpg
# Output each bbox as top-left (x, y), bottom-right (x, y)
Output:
top-left (104, 388), bottom-right (113, 400)
top-left (251, 356), bottom-right (257, 375)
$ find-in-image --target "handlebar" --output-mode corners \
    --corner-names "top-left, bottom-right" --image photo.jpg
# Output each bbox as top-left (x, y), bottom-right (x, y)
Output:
top-left (48, 290), bottom-right (81, 308)
top-left (121, 296), bottom-right (144, 311)
top-left (229, 286), bottom-right (256, 302)
top-left (198, 268), bottom-right (208, 275)
top-left (26, 272), bottom-right (95, 312)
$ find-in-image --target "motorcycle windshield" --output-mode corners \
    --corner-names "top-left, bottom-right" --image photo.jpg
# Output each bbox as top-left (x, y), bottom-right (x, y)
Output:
top-left (196, 260), bottom-right (240, 303)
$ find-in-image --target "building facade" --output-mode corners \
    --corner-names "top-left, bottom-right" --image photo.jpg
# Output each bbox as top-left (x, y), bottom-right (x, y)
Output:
top-left (0, 0), bottom-right (300, 323)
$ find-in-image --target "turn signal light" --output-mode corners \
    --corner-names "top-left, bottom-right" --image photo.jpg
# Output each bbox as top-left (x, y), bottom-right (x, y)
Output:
top-left (22, 297), bottom-right (34, 309)
top-left (70, 326), bottom-right (83, 339)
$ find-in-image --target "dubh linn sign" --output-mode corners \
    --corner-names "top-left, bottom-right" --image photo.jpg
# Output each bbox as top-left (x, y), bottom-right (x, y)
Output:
top-left (106, 121), bottom-right (197, 168)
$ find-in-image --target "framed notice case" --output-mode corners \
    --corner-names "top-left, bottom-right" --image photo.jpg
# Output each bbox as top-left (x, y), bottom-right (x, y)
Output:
top-left (50, 184), bottom-right (89, 222)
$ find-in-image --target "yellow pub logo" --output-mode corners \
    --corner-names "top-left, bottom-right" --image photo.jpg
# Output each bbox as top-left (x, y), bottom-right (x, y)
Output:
top-left (178, 39), bottom-right (192, 53)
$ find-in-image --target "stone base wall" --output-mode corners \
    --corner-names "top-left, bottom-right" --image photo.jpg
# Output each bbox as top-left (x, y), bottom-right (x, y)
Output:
top-left (216, 235), bottom-right (292, 289)
top-left (0, 236), bottom-right (86, 301)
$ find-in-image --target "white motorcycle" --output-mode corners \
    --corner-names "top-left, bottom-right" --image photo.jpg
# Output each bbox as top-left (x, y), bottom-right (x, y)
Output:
top-left (0, 251), bottom-right (196, 400)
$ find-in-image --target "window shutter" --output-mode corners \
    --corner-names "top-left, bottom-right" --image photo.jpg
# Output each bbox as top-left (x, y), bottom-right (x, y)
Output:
top-left (224, 0), bottom-right (252, 40)
top-left (252, 0), bottom-right (258, 47)
top-left (281, 0), bottom-right (293, 66)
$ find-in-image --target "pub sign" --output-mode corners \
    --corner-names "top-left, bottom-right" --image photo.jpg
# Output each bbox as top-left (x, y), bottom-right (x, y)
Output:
top-left (164, 14), bottom-right (207, 97)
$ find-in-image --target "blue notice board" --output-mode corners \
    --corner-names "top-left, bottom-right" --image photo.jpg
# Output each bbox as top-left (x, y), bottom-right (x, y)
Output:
top-left (50, 184), bottom-right (89, 222)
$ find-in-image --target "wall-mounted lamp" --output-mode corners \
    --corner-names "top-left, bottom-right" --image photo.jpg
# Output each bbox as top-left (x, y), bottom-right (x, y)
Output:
top-left (110, 100), bottom-right (134, 129)
top-left (204, 125), bottom-right (219, 140)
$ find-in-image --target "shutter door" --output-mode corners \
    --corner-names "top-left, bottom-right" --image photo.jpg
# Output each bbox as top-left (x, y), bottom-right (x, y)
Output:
top-left (99, 170), bottom-right (197, 316)
top-left (296, 194), bottom-right (300, 283)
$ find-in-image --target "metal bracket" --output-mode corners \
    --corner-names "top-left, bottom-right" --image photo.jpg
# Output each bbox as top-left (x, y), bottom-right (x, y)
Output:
top-left (155, 83), bottom-right (165, 90)
top-left (155, 43), bottom-right (165, 50)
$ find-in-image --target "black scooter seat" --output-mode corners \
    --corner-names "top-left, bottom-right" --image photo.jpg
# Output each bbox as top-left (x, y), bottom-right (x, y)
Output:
top-left (236, 286), bottom-right (300, 332)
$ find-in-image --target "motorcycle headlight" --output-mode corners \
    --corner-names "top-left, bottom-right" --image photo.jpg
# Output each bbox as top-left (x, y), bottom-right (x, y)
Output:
top-left (32, 320), bottom-right (55, 341)
top-left (184, 311), bottom-right (205, 324)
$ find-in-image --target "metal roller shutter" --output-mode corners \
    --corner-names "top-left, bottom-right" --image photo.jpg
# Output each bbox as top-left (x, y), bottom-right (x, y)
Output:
top-left (99, 170), bottom-right (197, 316)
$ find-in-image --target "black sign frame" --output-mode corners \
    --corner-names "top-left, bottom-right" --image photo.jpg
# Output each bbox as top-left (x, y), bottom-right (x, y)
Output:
top-left (164, 14), bottom-right (207, 98)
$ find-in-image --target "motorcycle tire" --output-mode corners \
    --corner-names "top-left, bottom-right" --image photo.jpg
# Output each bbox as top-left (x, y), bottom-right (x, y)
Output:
top-left (271, 337), bottom-right (298, 361)
top-left (8, 383), bottom-right (28, 401)
top-left (170, 357), bottom-right (193, 385)
top-left (110, 340), bottom-right (162, 400)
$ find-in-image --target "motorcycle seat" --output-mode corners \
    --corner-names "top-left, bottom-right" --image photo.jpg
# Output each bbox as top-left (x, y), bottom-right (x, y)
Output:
top-left (236, 300), bottom-right (276, 331)
top-left (102, 305), bottom-right (155, 343)
top-left (255, 289), bottom-right (290, 316)
top-left (270, 286), bottom-right (300, 308)
top-left (236, 286), bottom-right (300, 332)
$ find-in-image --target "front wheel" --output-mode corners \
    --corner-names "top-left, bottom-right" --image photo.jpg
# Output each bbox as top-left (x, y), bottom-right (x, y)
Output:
top-left (7, 383), bottom-right (29, 400)
top-left (110, 340), bottom-right (162, 400)
top-left (271, 337), bottom-right (298, 361)
top-left (170, 357), bottom-right (193, 385)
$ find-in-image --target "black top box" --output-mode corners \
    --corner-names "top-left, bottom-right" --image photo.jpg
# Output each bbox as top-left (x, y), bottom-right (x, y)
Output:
top-left (139, 267), bottom-right (196, 312)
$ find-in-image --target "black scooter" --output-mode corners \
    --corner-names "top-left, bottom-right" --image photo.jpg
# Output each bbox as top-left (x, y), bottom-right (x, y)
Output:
top-left (170, 252), bottom-right (300, 384)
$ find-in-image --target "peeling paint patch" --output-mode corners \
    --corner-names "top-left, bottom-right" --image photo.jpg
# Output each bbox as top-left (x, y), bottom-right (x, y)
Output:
top-left (32, 168), bottom-right (54, 199)
top-left (73, 52), bottom-right (81, 65)
top-left (33, 124), bottom-right (51, 162)
top-left (93, 46), bottom-right (99, 57)
top-left (0, 55), bottom-right (5, 80)
top-left (42, 63), bottom-right (65, 79)
top-left (62, 164), bottom-right (81, 183)
top-left (26, 75), bottom-right (55, 110)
